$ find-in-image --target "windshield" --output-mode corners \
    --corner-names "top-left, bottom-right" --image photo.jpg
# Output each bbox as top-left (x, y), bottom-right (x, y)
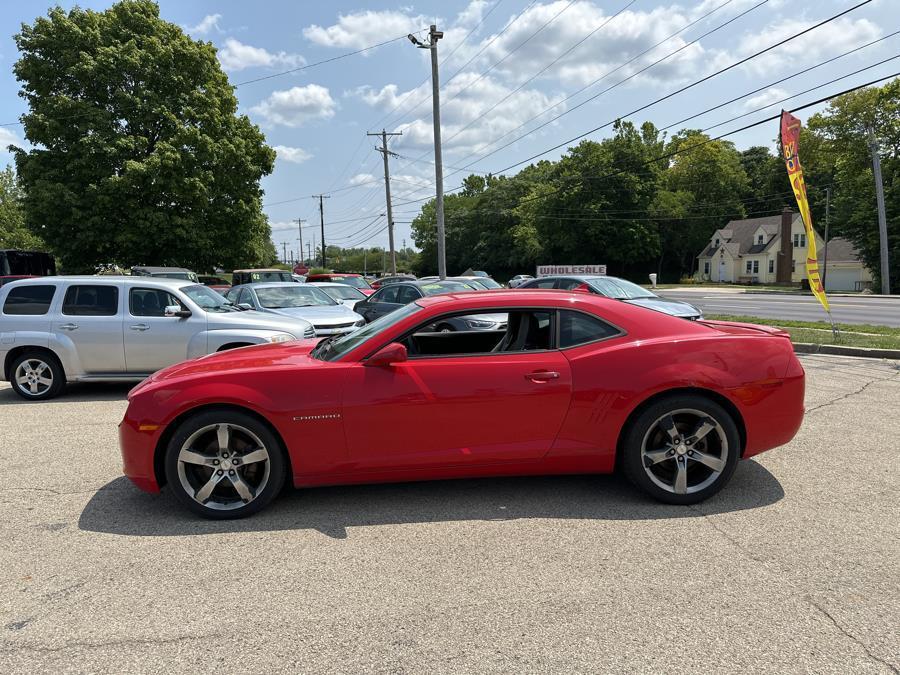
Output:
top-left (587, 277), bottom-right (657, 300)
top-left (421, 281), bottom-right (473, 296)
top-left (319, 285), bottom-right (365, 301)
top-left (155, 272), bottom-right (198, 282)
top-left (256, 285), bottom-right (335, 308)
top-left (314, 301), bottom-right (422, 362)
top-left (330, 276), bottom-right (371, 290)
top-left (248, 271), bottom-right (293, 283)
top-left (181, 284), bottom-right (239, 312)
top-left (471, 277), bottom-right (501, 289)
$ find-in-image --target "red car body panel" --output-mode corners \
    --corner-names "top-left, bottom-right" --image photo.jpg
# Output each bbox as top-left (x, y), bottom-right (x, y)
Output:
top-left (119, 291), bottom-right (804, 493)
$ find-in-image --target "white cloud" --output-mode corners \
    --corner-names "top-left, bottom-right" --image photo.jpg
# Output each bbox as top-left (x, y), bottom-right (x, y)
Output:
top-left (303, 10), bottom-right (430, 50)
top-left (218, 38), bottom-right (304, 72)
top-left (273, 145), bottom-right (312, 164)
top-left (269, 221), bottom-right (299, 233)
top-left (0, 127), bottom-right (25, 153)
top-left (350, 173), bottom-right (376, 185)
top-left (250, 85), bottom-right (337, 127)
top-left (187, 14), bottom-right (222, 36)
top-left (743, 87), bottom-right (789, 111)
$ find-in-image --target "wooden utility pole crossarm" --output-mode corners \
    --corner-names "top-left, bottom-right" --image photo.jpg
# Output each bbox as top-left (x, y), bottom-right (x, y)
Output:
top-left (367, 129), bottom-right (402, 275)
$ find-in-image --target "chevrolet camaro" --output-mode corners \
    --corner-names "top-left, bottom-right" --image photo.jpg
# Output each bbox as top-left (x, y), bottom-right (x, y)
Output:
top-left (119, 290), bottom-right (805, 519)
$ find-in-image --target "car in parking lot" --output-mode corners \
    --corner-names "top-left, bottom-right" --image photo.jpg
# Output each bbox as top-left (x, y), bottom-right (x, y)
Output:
top-left (231, 269), bottom-right (296, 286)
top-left (307, 281), bottom-right (368, 309)
top-left (119, 290), bottom-right (805, 519)
top-left (518, 275), bottom-right (702, 319)
top-left (131, 266), bottom-right (199, 282)
top-left (354, 279), bottom-right (478, 324)
top-left (305, 273), bottom-right (374, 295)
top-left (0, 277), bottom-right (315, 400)
top-left (198, 275), bottom-right (231, 293)
top-left (225, 283), bottom-right (364, 336)
top-left (370, 274), bottom-right (416, 290)
top-left (508, 274), bottom-right (534, 288)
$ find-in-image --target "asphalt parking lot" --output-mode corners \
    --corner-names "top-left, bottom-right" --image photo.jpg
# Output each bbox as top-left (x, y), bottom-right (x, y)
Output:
top-left (1, 354), bottom-right (898, 673)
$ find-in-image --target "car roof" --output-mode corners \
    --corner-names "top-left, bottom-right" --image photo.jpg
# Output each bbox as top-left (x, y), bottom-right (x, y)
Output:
top-left (308, 282), bottom-right (364, 289)
top-left (2, 275), bottom-right (194, 288)
top-left (241, 282), bottom-right (320, 289)
top-left (131, 266), bottom-right (193, 273)
top-left (232, 268), bottom-right (290, 273)
top-left (308, 272), bottom-right (362, 277)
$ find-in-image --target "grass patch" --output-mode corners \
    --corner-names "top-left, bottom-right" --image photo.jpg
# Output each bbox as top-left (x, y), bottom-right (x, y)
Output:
top-left (705, 314), bottom-right (900, 350)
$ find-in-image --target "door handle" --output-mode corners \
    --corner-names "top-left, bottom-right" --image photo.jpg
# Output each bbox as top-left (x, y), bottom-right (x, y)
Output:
top-left (59, 323), bottom-right (79, 331)
top-left (525, 370), bottom-right (559, 382)
top-left (129, 323), bottom-right (150, 331)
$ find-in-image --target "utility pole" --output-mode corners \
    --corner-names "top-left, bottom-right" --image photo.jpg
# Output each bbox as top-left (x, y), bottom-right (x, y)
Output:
top-left (308, 240), bottom-right (312, 265)
top-left (282, 241), bottom-right (287, 264)
top-left (868, 127), bottom-right (891, 294)
top-left (823, 186), bottom-right (831, 289)
top-left (312, 194), bottom-right (330, 269)
top-left (409, 25), bottom-right (446, 279)
top-left (367, 129), bottom-right (402, 275)
top-left (296, 218), bottom-right (306, 268)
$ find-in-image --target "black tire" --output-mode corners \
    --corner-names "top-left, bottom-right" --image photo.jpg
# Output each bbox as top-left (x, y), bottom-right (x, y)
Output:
top-left (9, 350), bottom-right (66, 401)
top-left (164, 409), bottom-right (287, 519)
top-left (621, 394), bottom-right (740, 505)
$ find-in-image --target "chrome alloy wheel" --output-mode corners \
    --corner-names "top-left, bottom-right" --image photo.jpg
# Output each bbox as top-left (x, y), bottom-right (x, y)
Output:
top-left (177, 423), bottom-right (271, 511)
top-left (15, 358), bottom-right (53, 397)
top-left (640, 408), bottom-right (729, 496)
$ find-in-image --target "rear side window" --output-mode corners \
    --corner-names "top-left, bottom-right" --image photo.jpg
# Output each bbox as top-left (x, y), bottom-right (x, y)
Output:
top-left (559, 310), bottom-right (620, 348)
top-left (396, 285), bottom-right (421, 304)
top-left (530, 279), bottom-right (557, 289)
top-left (130, 288), bottom-right (183, 317)
top-left (62, 285), bottom-right (119, 316)
top-left (376, 286), bottom-right (400, 304)
top-left (3, 284), bottom-right (56, 315)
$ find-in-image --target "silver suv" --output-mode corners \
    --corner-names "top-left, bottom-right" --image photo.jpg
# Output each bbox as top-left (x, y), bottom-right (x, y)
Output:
top-left (0, 277), bottom-right (315, 400)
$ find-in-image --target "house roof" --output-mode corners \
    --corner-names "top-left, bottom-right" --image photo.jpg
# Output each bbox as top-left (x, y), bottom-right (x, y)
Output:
top-left (700, 213), bottom-right (801, 258)
top-left (819, 237), bottom-right (862, 263)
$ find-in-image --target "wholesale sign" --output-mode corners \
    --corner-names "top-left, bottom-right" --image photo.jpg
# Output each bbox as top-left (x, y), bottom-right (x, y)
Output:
top-left (537, 265), bottom-right (606, 277)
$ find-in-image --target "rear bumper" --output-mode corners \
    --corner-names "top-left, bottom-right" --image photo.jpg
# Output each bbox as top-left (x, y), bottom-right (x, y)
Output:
top-left (738, 369), bottom-right (806, 458)
top-left (119, 414), bottom-right (163, 493)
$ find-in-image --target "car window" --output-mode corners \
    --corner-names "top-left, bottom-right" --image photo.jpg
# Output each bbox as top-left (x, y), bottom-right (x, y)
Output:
top-left (319, 285), bottom-right (365, 301)
top-left (256, 285), bottom-right (335, 308)
top-left (224, 287), bottom-right (239, 302)
top-left (474, 277), bottom-right (501, 289)
top-left (62, 285), bottom-right (118, 316)
top-left (556, 278), bottom-right (583, 291)
top-left (396, 285), bottom-right (421, 304)
top-left (313, 301), bottom-right (423, 362)
top-left (402, 310), bottom-right (551, 358)
top-left (421, 281), bottom-right (471, 296)
top-left (181, 284), bottom-right (237, 312)
top-left (236, 288), bottom-right (250, 305)
top-left (587, 277), bottom-right (656, 300)
top-left (529, 278), bottom-right (557, 289)
top-left (330, 276), bottom-right (370, 289)
top-left (376, 286), bottom-right (400, 304)
top-left (3, 284), bottom-right (56, 315)
top-left (130, 288), bottom-right (184, 317)
top-left (559, 310), bottom-right (620, 348)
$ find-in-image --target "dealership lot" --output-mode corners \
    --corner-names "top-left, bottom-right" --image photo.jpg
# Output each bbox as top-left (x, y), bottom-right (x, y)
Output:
top-left (1, 355), bottom-right (898, 672)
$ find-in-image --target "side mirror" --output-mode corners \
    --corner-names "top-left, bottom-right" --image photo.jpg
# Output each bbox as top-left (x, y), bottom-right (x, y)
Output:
top-left (164, 305), bottom-right (191, 318)
top-left (573, 284), bottom-right (591, 294)
top-left (237, 303), bottom-right (254, 311)
top-left (365, 342), bottom-right (407, 367)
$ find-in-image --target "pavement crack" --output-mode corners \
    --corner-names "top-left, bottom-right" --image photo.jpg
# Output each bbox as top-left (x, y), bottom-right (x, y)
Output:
top-left (806, 597), bottom-right (900, 674)
top-left (0, 631), bottom-right (221, 654)
top-left (0, 487), bottom-right (103, 496)
top-left (805, 372), bottom-right (899, 415)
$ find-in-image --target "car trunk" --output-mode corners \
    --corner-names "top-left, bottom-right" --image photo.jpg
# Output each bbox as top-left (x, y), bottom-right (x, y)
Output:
top-left (698, 319), bottom-right (791, 339)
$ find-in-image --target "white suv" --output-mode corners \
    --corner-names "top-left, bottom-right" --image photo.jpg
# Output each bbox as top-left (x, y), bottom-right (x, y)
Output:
top-left (0, 277), bottom-right (315, 400)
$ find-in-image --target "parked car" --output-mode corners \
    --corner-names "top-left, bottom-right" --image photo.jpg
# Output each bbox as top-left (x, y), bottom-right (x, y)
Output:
top-left (307, 282), bottom-right (368, 309)
top-left (131, 266), bottom-right (199, 282)
top-left (119, 289), bottom-right (805, 518)
top-left (418, 275), bottom-right (502, 290)
top-left (231, 269), bottom-right (296, 286)
top-left (370, 274), bottom-right (416, 290)
top-left (518, 275), bottom-right (702, 319)
top-left (0, 277), bottom-right (315, 400)
top-left (198, 275), bottom-right (231, 293)
top-left (304, 273), bottom-right (374, 296)
top-left (508, 274), bottom-right (534, 288)
top-left (225, 283), bottom-right (364, 336)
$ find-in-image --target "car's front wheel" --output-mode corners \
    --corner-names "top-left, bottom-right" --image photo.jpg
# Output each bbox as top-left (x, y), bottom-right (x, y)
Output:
top-left (164, 410), bottom-right (286, 519)
top-left (621, 394), bottom-right (740, 505)
top-left (9, 351), bottom-right (66, 401)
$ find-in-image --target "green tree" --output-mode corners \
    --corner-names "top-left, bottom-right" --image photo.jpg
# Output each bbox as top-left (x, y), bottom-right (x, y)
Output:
top-left (0, 165), bottom-right (44, 250)
top-left (12, 0), bottom-right (276, 273)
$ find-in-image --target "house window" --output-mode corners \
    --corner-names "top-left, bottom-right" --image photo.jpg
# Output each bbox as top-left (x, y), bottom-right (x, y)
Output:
top-left (704, 261), bottom-right (710, 275)
top-left (714, 238), bottom-right (719, 246)
top-left (793, 233), bottom-right (807, 248)
top-left (746, 260), bottom-right (752, 273)
top-left (752, 260), bottom-right (759, 274)
top-left (768, 259), bottom-right (774, 274)
top-left (757, 234), bottom-right (764, 244)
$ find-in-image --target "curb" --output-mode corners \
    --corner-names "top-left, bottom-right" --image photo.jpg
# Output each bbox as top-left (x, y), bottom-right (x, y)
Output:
top-left (744, 290), bottom-right (900, 299)
top-left (793, 342), bottom-right (900, 360)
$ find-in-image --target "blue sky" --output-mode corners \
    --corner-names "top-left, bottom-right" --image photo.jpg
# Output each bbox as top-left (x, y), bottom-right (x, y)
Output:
top-left (0, 0), bottom-right (897, 260)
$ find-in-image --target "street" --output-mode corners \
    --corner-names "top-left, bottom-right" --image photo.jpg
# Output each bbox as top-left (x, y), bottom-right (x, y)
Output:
top-left (659, 288), bottom-right (900, 326)
top-left (1, 354), bottom-right (898, 672)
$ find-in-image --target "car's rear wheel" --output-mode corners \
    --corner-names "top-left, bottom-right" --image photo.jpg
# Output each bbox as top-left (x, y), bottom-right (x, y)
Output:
top-left (9, 351), bottom-right (65, 401)
top-left (622, 394), bottom-right (740, 505)
top-left (164, 410), bottom-right (286, 519)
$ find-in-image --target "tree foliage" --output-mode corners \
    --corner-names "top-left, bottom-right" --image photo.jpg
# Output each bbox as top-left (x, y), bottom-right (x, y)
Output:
top-left (0, 165), bottom-right (44, 250)
top-left (12, 0), bottom-right (276, 273)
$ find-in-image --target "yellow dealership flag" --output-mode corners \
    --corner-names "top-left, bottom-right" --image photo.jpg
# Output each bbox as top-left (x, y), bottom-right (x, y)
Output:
top-left (780, 110), bottom-right (830, 313)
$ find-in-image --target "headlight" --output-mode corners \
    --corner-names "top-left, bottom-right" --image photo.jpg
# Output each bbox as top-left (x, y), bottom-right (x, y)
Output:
top-left (266, 333), bottom-right (295, 343)
top-left (466, 319), bottom-right (495, 329)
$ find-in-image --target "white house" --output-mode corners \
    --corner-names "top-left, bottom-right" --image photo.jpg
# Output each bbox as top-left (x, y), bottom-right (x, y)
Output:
top-left (696, 211), bottom-right (872, 291)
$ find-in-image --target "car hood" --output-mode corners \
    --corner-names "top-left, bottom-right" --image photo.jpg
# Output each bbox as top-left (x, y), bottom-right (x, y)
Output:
top-left (266, 305), bottom-right (362, 325)
top-left (146, 340), bottom-right (320, 385)
top-left (624, 297), bottom-right (702, 318)
top-left (205, 309), bottom-right (312, 335)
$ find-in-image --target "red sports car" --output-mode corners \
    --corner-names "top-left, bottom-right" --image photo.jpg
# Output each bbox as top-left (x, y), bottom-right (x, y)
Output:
top-left (120, 290), bottom-right (805, 519)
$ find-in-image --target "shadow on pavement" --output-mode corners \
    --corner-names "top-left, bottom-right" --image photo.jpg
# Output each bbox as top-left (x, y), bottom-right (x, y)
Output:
top-left (0, 382), bottom-right (132, 405)
top-left (79, 460), bottom-right (784, 539)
